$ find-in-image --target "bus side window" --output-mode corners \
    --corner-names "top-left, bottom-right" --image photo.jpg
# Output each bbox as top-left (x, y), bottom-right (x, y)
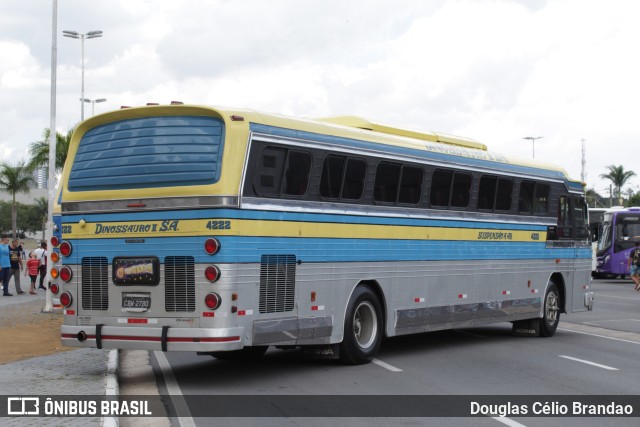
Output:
top-left (374, 162), bottom-right (401, 203)
top-left (495, 179), bottom-right (513, 211)
top-left (398, 166), bottom-right (423, 205)
top-left (478, 176), bottom-right (497, 210)
top-left (254, 146), bottom-right (286, 197)
top-left (518, 181), bottom-right (535, 214)
top-left (451, 172), bottom-right (472, 208)
top-left (533, 183), bottom-right (550, 214)
top-left (342, 158), bottom-right (366, 200)
top-left (572, 197), bottom-right (588, 239)
top-left (430, 169), bottom-right (453, 208)
top-left (282, 150), bottom-right (312, 197)
top-left (320, 155), bottom-right (345, 199)
top-left (557, 196), bottom-right (571, 238)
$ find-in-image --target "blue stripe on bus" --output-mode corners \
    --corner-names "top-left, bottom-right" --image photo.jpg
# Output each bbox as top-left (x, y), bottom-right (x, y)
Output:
top-left (63, 235), bottom-right (591, 264)
top-left (250, 123), bottom-right (582, 190)
top-left (62, 209), bottom-right (548, 231)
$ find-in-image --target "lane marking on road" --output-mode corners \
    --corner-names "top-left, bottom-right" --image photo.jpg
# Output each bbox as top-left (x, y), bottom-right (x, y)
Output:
top-left (372, 358), bottom-right (403, 372)
top-left (583, 319), bottom-right (640, 326)
top-left (558, 327), bottom-right (640, 345)
top-left (558, 355), bottom-right (618, 370)
top-left (154, 351), bottom-right (196, 427)
top-left (491, 416), bottom-right (528, 427)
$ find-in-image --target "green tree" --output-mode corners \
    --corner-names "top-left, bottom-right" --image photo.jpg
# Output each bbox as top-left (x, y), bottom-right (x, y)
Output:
top-left (0, 161), bottom-right (35, 237)
top-left (600, 165), bottom-right (636, 206)
top-left (628, 192), bottom-right (640, 207)
top-left (585, 188), bottom-right (605, 208)
top-left (27, 126), bottom-right (75, 174)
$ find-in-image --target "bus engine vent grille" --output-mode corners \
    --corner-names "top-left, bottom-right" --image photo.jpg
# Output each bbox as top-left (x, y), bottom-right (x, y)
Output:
top-left (165, 256), bottom-right (195, 312)
top-left (259, 255), bottom-right (296, 314)
top-left (81, 257), bottom-right (109, 311)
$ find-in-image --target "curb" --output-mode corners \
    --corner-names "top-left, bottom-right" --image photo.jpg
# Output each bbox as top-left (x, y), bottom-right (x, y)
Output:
top-left (102, 349), bottom-right (120, 427)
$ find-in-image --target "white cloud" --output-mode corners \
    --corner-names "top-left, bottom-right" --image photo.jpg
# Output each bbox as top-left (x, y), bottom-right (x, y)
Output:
top-left (0, 0), bottom-right (639, 195)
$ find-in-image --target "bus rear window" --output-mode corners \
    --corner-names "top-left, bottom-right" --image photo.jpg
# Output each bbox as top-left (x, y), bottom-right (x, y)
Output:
top-left (68, 116), bottom-right (225, 191)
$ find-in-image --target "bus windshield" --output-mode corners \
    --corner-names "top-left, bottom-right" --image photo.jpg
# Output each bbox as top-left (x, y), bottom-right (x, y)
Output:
top-left (613, 214), bottom-right (640, 253)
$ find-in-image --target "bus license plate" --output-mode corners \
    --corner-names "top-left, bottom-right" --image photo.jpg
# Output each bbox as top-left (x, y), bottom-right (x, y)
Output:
top-left (122, 293), bottom-right (151, 312)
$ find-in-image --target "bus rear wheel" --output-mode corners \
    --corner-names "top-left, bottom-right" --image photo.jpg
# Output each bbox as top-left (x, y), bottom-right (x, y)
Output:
top-left (339, 286), bottom-right (383, 365)
top-left (539, 283), bottom-right (560, 337)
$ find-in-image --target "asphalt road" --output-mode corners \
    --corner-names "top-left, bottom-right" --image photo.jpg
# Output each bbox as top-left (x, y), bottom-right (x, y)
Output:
top-left (144, 278), bottom-right (640, 427)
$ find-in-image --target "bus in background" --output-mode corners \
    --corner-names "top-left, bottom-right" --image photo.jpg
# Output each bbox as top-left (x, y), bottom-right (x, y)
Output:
top-left (595, 207), bottom-right (640, 279)
top-left (588, 207), bottom-right (608, 274)
top-left (57, 104), bottom-right (593, 364)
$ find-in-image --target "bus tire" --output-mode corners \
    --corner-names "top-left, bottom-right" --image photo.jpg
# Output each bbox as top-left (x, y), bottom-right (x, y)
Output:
top-left (210, 346), bottom-right (268, 360)
top-left (339, 286), bottom-right (383, 365)
top-left (539, 283), bottom-right (560, 337)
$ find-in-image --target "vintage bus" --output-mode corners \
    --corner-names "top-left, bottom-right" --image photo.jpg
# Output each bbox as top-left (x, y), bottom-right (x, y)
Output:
top-left (58, 104), bottom-right (594, 364)
top-left (588, 207), bottom-right (607, 274)
top-left (594, 207), bottom-right (640, 279)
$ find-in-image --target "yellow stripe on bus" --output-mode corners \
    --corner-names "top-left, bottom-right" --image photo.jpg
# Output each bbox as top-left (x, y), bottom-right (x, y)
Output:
top-left (63, 219), bottom-right (544, 242)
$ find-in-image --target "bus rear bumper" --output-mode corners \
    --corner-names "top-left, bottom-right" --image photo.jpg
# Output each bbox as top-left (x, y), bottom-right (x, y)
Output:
top-left (60, 325), bottom-right (245, 352)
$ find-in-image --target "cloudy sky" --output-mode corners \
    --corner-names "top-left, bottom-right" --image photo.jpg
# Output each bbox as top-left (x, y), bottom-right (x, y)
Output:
top-left (1, 0), bottom-right (638, 197)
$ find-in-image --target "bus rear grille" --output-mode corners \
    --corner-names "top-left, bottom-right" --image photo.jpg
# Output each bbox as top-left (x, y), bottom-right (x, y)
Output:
top-left (165, 256), bottom-right (195, 312)
top-left (81, 257), bottom-right (109, 311)
top-left (259, 255), bottom-right (296, 314)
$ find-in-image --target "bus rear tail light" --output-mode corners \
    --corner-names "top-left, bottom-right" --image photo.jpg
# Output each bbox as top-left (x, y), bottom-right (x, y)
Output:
top-left (50, 283), bottom-right (60, 295)
top-left (204, 238), bottom-right (220, 255)
top-left (60, 292), bottom-right (73, 308)
top-left (59, 241), bottom-right (73, 257)
top-left (51, 268), bottom-right (59, 279)
top-left (50, 252), bottom-right (60, 263)
top-left (205, 265), bottom-right (221, 282)
top-left (204, 293), bottom-right (221, 310)
top-left (51, 236), bottom-right (60, 247)
top-left (60, 267), bottom-right (73, 282)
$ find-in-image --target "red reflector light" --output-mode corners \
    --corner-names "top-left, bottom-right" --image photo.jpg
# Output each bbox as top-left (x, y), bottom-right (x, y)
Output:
top-left (51, 252), bottom-right (60, 263)
top-left (204, 293), bottom-right (221, 310)
top-left (50, 283), bottom-right (60, 295)
top-left (205, 265), bottom-right (221, 282)
top-left (230, 115), bottom-right (245, 121)
top-left (60, 292), bottom-right (73, 307)
top-left (60, 266), bottom-right (73, 282)
top-left (60, 241), bottom-right (73, 257)
top-left (204, 238), bottom-right (220, 255)
top-left (51, 236), bottom-right (60, 247)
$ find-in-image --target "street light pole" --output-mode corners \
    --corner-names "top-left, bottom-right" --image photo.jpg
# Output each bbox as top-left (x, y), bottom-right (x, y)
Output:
top-left (62, 30), bottom-right (103, 121)
top-left (82, 97), bottom-right (107, 116)
top-left (523, 136), bottom-right (543, 159)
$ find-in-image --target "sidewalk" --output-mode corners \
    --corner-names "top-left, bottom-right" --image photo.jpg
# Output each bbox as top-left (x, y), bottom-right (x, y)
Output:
top-left (0, 289), bottom-right (111, 426)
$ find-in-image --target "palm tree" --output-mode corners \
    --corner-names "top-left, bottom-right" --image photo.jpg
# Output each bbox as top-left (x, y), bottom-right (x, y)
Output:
top-left (34, 196), bottom-right (48, 241)
top-left (0, 161), bottom-right (35, 237)
top-left (600, 165), bottom-right (636, 206)
top-left (27, 126), bottom-right (75, 174)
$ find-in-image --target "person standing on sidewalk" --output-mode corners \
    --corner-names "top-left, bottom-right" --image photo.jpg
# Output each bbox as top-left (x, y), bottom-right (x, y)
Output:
top-left (0, 235), bottom-right (12, 296)
top-left (25, 252), bottom-right (40, 294)
top-left (33, 241), bottom-right (48, 290)
top-left (8, 238), bottom-right (24, 294)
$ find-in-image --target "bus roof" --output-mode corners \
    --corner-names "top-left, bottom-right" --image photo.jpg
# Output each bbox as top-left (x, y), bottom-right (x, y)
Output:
top-left (65, 104), bottom-right (584, 198)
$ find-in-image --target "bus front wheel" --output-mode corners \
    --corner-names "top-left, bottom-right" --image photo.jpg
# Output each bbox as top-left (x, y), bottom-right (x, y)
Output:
top-left (339, 286), bottom-right (383, 365)
top-left (539, 283), bottom-right (560, 337)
